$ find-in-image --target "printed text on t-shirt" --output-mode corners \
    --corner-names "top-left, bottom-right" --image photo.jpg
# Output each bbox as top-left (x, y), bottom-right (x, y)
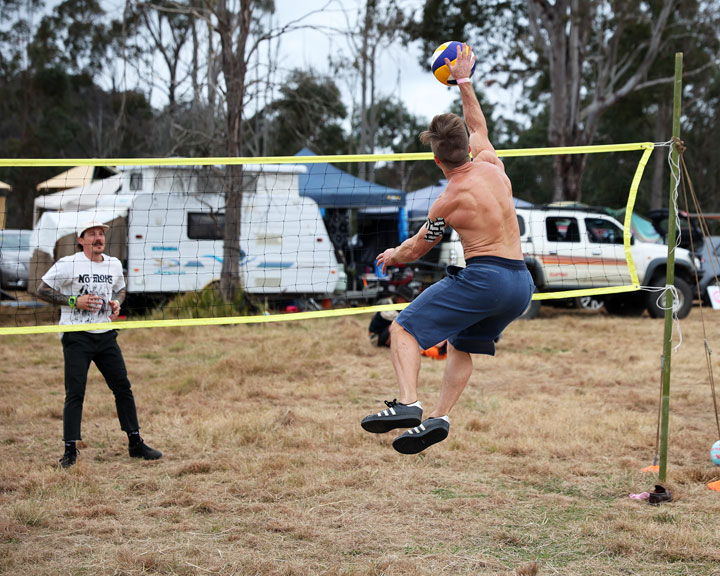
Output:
top-left (78, 274), bottom-right (113, 283)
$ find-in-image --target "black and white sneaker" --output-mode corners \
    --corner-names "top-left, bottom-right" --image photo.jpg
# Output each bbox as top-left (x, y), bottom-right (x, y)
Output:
top-left (392, 417), bottom-right (450, 454)
top-left (361, 399), bottom-right (422, 433)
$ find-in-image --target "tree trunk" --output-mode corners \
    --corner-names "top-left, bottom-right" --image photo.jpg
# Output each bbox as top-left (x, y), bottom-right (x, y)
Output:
top-left (217, 0), bottom-right (252, 302)
top-left (221, 164), bottom-right (242, 301)
top-left (367, 39), bottom-right (377, 183)
top-left (552, 154), bottom-right (588, 202)
top-left (357, 0), bottom-right (374, 181)
top-left (207, 18), bottom-right (219, 136)
top-left (191, 17), bottom-right (200, 109)
top-left (529, 0), bottom-right (675, 202)
top-left (651, 99), bottom-right (671, 210)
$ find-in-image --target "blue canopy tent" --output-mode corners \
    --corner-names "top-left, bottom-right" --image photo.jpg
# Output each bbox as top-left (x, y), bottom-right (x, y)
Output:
top-left (295, 148), bottom-right (406, 212)
top-left (294, 148), bottom-right (408, 283)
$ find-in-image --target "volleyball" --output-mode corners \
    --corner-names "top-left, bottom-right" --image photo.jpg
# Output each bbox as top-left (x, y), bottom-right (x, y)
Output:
top-left (711, 440), bottom-right (720, 466)
top-left (431, 41), bottom-right (476, 86)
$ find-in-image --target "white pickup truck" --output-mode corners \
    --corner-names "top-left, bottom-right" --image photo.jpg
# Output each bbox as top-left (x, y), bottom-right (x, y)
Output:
top-left (421, 206), bottom-right (700, 319)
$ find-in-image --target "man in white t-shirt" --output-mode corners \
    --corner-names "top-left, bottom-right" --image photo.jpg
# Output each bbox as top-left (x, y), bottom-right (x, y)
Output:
top-left (37, 221), bottom-right (162, 468)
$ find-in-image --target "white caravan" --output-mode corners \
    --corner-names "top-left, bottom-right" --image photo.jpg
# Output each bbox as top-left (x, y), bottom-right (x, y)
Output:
top-left (30, 165), bottom-right (344, 298)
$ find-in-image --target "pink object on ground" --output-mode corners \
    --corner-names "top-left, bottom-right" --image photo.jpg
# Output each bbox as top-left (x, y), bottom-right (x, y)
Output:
top-left (629, 492), bottom-right (650, 500)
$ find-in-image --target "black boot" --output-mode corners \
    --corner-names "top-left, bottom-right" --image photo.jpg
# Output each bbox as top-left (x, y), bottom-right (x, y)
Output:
top-left (59, 447), bottom-right (78, 468)
top-left (129, 437), bottom-right (162, 460)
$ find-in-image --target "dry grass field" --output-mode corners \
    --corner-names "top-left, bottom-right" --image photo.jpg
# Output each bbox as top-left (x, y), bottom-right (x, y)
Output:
top-left (1, 306), bottom-right (720, 575)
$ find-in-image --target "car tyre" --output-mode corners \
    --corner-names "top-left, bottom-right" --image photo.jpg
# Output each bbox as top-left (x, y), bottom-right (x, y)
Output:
top-left (646, 276), bottom-right (693, 319)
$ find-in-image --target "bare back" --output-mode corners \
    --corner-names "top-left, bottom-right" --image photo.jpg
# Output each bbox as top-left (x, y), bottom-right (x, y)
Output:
top-left (429, 159), bottom-right (523, 261)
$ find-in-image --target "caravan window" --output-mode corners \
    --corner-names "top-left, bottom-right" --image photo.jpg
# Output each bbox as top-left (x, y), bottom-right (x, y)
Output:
top-left (188, 212), bottom-right (225, 240)
top-left (129, 172), bottom-right (143, 191)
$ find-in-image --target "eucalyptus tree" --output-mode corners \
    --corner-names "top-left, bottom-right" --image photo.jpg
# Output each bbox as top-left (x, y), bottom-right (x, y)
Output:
top-left (411, 0), bottom-right (719, 202)
top-left (337, 0), bottom-right (407, 180)
top-left (173, 0), bottom-right (337, 301)
top-left (260, 69), bottom-right (348, 156)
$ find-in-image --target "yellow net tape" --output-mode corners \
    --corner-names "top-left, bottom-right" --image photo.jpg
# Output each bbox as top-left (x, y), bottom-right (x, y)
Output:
top-left (0, 303), bottom-right (406, 336)
top-left (0, 142), bottom-right (654, 336)
top-left (0, 142), bottom-right (653, 167)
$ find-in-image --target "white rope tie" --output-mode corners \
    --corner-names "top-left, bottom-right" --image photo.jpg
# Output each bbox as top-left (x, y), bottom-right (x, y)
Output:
top-left (667, 141), bottom-right (683, 253)
top-left (641, 283), bottom-right (683, 352)
top-left (638, 138), bottom-right (685, 353)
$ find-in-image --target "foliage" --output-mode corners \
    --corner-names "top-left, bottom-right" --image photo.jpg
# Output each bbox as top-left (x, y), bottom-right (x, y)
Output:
top-left (0, 63), bottom-right (155, 227)
top-left (154, 283), bottom-right (250, 320)
top-left (260, 70), bottom-right (348, 156)
top-left (353, 95), bottom-right (439, 190)
top-left (681, 69), bottom-right (720, 214)
top-left (28, 0), bottom-right (118, 75)
top-left (1, 0), bottom-right (719, 226)
top-left (408, 0), bottom-right (720, 203)
top-left (0, 0), bottom-right (46, 79)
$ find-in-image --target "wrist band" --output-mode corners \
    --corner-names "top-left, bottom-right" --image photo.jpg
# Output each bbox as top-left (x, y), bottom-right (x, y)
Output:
top-left (68, 296), bottom-right (77, 308)
top-left (456, 78), bottom-right (471, 85)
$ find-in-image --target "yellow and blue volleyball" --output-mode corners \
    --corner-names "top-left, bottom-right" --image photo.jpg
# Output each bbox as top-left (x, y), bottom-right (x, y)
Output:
top-left (431, 41), bottom-right (476, 86)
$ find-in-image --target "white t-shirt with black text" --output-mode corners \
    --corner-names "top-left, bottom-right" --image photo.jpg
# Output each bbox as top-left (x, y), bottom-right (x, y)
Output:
top-left (42, 252), bottom-right (125, 334)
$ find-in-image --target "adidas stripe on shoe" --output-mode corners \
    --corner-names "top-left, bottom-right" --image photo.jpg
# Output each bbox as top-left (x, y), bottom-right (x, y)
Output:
top-left (392, 417), bottom-right (450, 454)
top-left (361, 399), bottom-right (422, 434)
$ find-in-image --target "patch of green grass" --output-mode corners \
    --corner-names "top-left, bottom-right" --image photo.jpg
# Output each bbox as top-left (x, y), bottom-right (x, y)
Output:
top-left (431, 487), bottom-right (489, 500)
top-left (154, 285), bottom-right (250, 320)
top-left (524, 478), bottom-right (585, 498)
top-left (520, 345), bottom-right (571, 355)
top-left (13, 500), bottom-right (46, 527)
top-left (653, 511), bottom-right (677, 524)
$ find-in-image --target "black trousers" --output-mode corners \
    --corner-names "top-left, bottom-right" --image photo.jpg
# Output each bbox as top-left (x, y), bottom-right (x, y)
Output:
top-left (61, 330), bottom-right (139, 441)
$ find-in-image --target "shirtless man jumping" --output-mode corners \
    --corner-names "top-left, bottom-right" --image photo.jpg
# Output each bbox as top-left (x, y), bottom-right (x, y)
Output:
top-left (361, 44), bottom-right (534, 454)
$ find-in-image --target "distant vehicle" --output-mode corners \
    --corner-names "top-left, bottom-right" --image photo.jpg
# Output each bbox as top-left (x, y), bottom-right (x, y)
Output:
top-left (417, 205), bottom-right (700, 319)
top-left (646, 208), bottom-right (715, 250)
top-left (603, 208), bottom-right (664, 244)
top-left (646, 208), bottom-right (720, 299)
top-left (0, 229), bottom-right (32, 290)
top-left (693, 236), bottom-right (720, 305)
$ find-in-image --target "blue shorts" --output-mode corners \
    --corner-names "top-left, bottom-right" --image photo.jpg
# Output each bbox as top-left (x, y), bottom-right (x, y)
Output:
top-left (396, 256), bottom-right (534, 355)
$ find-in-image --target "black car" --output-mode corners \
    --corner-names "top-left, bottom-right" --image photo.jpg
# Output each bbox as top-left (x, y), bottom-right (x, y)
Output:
top-left (646, 208), bottom-right (707, 250)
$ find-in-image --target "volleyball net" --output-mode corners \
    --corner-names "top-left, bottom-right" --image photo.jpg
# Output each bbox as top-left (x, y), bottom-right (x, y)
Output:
top-left (0, 142), bottom-right (660, 335)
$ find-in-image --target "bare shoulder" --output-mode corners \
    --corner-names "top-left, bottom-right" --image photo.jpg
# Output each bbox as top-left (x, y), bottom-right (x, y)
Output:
top-left (428, 189), bottom-right (452, 216)
top-left (473, 150), bottom-right (505, 171)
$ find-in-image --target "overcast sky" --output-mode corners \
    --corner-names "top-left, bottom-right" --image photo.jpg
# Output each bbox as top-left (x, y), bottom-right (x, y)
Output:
top-left (266, 0), bottom-right (459, 124)
top-left (99, 0), bottom-right (463, 128)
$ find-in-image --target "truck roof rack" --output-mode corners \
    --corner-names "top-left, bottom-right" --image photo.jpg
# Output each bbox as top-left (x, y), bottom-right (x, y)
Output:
top-left (533, 202), bottom-right (608, 214)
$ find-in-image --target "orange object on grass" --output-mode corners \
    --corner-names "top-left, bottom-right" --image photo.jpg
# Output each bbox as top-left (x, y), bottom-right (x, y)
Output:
top-left (640, 465), bottom-right (660, 473)
top-left (708, 480), bottom-right (720, 492)
top-left (421, 345), bottom-right (447, 360)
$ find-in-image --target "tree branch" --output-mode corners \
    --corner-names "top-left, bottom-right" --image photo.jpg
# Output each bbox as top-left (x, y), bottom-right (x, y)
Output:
top-left (582, 0), bottom-right (676, 121)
